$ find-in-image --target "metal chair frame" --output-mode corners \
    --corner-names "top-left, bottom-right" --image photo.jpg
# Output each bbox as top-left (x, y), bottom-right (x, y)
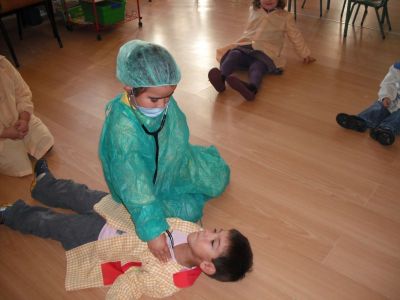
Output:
top-left (343, 0), bottom-right (391, 39)
top-left (0, 0), bottom-right (63, 67)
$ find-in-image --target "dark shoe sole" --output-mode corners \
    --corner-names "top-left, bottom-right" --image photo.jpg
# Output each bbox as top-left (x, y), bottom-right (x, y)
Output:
top-left (336, 113), bottom-right (367, 132)
top-left (34, 159), bottom-right (49, 178)
top-left (208, 68), bottom-right (225, 93)
top-left (370, 128), bottom-right (395, 146)
top-left (226, 76), bottom-right (255, 101)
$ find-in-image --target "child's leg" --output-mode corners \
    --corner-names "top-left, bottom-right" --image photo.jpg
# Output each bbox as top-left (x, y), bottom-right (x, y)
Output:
top-left (378, 109), bottom-right (400, 136)
top-left (0, 139), bottom-right (32, 177)
top-left (23, 115), bottom-right (54, 160)
top-left (358, 101), bottom-right (390, 128)
top-left (370, 109), bottom-right (400, 145)
top-left (220, 49), bottom-right (251, 78)
top-left (209, 50), bottom-right (251, 93)
top-left (248, 60), bottom-right (269, 89)
top-left (31, 168), bottom-right (108, 214)
top-left (3, 200), bottom-right (105, 250)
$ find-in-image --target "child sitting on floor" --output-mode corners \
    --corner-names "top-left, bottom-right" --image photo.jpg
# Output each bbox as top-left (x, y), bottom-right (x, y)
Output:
top-left (208, 0), bottom-right (315, 101)
top-left (0, 56), bottom-right (54, 177)
top-left (0, 159), bottom-right (253, 299)
top-left (336, 61), bottom-right (400, 146)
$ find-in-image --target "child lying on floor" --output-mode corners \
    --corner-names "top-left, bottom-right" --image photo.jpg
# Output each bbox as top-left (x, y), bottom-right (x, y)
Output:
top-left (0, 160), bottom-right (253, 299)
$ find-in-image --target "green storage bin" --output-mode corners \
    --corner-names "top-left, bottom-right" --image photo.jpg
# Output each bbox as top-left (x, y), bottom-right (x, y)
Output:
top-left (68, 5), bottom-right (84, 19)
top-left (81, 0), bottom-right (125, 25)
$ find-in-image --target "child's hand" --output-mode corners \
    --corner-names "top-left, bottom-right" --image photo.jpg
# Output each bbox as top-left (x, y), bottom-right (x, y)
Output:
top-left (303, 56), bottom-right (316, 64)
top-left (0, 126), bottom-right (25, 140)
top-left (14, 119), bottom-right (29, 136)
top-left (147, 234), bottom-right (171, 263)
top-left (382, 97), bottom-right (391, 108)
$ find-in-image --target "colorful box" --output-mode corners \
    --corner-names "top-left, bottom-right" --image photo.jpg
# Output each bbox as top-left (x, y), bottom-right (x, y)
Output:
top-left (81, 0), bottom-right (126, 25)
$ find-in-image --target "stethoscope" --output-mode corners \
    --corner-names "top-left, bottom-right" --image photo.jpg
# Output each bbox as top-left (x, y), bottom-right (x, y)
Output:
top-left (128, 91), bottom-right (168, 185)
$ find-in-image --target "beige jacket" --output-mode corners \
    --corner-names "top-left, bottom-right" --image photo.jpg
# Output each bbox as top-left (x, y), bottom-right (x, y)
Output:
top-left (0, 56), bottom-right (54, 176)
top-left (65, 195), bottom-right (202, 300)
top-left (216, 7), bottom-right (311, 68)
top-left (0, 55), bottom-right (33, 140)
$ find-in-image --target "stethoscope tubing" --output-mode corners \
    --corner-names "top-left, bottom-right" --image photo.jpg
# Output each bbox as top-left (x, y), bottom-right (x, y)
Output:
top-left (128, 94), bottom-right (168, 185)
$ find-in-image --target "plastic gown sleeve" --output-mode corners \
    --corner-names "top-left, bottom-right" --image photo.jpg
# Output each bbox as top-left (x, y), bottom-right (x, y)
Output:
top-left (100, 105), bottom-right (168, 242)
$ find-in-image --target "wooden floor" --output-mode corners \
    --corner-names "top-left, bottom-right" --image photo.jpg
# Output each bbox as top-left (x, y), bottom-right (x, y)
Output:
top-left (1, 1), bottom-right (400, 299)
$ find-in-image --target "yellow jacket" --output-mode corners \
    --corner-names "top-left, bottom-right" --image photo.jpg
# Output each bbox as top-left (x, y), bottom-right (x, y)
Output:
top-left (216, 7), bottom-right (311, 68)
top-left (65, 195), bottom-right (201, 299)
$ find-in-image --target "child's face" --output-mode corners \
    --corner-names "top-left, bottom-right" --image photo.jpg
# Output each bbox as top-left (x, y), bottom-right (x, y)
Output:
top-left (260, 0), bottom-right (278, 10)
top-left (187, 229), bottom-right (230, 262)
top-left (130, 85), bottom-right (176, 109)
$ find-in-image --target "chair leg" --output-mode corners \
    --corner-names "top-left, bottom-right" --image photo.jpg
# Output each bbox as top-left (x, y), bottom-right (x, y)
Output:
top-left (44, 0), bottom-right (63, 48)
top-left (340, 0), bottom-right (347, 19)
top-left (360, 5), bottom-right (368, 26)
top-left (320, 0), bottom-right (322, 17)
top-left (375, 8), bottom-right (385, 39)
top-left (17, 12), bottom-right (23, 40)
top-left (352, 4), bottom-right (361, 25)
top-left (301, 0), bottom-right (306, 9)
top-left (327, 0), bottom-right (330, 10)
top-left (0, 18), bottom-right (20, 67)
top-left (383, 6), bottom-right (392, 31)
top-left (289, 0), bottom-right (297, 20)
top-left (344, 1), bottom-right (356, 38)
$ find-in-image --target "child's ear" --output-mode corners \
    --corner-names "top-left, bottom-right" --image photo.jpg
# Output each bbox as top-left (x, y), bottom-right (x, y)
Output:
top-left (123, 86), bottom-right (133, 93)
top-left (199, 261), bottom-right (216, 275)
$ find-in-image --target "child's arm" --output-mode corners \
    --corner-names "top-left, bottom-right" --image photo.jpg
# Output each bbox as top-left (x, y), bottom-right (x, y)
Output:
top-left (378, 64), bottom-right (400, 106)
top-left (3, 57), bottom-right (34, 116)
top-left (0, 126), bottom-right (25, 140)
top-left (285, 14), bottom-right (315, 64)
top-left (100, 119), bottom-right (169, 246)
top-left (303, 56), bottom-right (316, 64)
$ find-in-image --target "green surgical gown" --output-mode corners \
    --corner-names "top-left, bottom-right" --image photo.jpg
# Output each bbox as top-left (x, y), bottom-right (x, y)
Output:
top-left (99, 94), bottom-right (230, 242)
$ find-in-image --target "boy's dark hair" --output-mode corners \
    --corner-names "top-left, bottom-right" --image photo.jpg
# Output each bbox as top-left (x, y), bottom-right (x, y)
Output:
top-left (131, 87), bottom-right (147, 97)
top-left (252, 0), bottom-right (286, 9)
top-left (208, 229), bottom-right (253, 282)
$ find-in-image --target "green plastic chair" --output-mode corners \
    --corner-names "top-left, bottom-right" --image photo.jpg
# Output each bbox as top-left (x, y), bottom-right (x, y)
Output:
top-left (287, 0), bottom-right (298, 19)
top-left (288, 0), bottom-right (330, 19)
top-left (343, 0), bottom-right (391, 39)
top-left (301, 0), bottom-right (330, 17)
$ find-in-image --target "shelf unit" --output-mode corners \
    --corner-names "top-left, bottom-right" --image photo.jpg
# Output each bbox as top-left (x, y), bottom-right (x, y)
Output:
top-left (61, 0), bottom-right (142, 40)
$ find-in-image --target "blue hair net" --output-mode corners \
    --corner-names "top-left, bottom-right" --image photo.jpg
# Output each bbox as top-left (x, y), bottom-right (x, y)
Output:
top-left (116, 40), bottom-right (181, 87)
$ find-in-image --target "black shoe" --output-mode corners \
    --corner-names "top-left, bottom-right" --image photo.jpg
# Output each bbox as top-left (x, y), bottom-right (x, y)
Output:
top-left (208, 68), bottom-right (226, 93)
top-left (0, 203), bottom-right (12, 224)
top-left (34, 159), bottom-right (49, 178)
top-left (336, 113), bottom-right (367, 132)
top-left (370, 127), bottom-right (395, 146)
top-left (226, 76), bottom-right (257, 101)
top-left (31, 159), bottom-right (49, 191)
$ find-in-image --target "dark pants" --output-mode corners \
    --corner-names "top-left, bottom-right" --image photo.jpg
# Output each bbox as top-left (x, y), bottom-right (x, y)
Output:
top-left (358, 101), bottom-right (400, 135)
top-left (4, 172), bottom-right (108, 250)
top-left (220, 49), bottom-right (271, 88)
